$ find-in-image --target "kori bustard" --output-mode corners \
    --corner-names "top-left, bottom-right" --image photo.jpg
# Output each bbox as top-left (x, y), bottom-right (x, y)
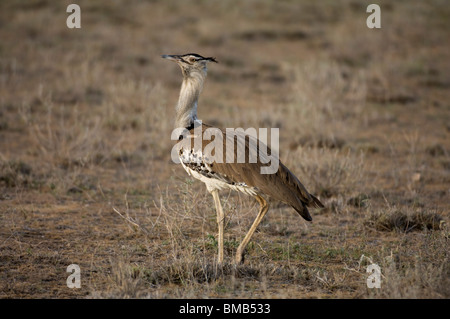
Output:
top-left (162, 53), bottom-right (323, 264)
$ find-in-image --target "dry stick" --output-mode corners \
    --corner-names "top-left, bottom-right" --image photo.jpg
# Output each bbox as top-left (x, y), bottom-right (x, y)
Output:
top-left (112, 206), bottom-right (149, 235)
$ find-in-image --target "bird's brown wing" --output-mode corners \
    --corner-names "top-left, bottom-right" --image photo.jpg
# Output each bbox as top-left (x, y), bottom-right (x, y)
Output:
top-left (180, 123), bottom-right (323, 221)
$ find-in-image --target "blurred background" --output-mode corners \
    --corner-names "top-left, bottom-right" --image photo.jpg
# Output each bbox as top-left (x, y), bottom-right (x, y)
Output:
top-left (0, 0), bottom-right (448, 298)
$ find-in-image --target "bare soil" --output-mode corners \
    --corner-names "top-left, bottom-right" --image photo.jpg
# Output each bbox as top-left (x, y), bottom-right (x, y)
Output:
top-left (0, 0), bottom-right (449, 298)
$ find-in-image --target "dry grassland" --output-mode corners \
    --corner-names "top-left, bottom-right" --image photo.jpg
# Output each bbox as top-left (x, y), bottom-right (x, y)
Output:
top-left (0, 0), bottom-right (449, 298)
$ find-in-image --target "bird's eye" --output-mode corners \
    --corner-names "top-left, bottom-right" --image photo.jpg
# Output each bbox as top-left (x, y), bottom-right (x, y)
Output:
top-left (190, 58), bottom-right (196, 63)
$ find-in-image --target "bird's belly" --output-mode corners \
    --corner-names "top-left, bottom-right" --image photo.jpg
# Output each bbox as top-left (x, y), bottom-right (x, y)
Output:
top-left (180, 161), bottom-right (258, 196)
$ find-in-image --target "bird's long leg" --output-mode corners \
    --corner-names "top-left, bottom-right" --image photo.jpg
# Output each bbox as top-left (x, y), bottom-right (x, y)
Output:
top-left (236, 195), bottom-right (269, 264)
top-left (211, 189), bottom-right (224, 264)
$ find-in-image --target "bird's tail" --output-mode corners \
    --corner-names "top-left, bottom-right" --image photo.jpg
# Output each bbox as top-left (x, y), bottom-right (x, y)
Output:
top-left (293, 205), bottom-right (312, 221)
top-left (292, 194), bottom-right (323, 222)
top-left (309, 194), bottom-right (324, 209)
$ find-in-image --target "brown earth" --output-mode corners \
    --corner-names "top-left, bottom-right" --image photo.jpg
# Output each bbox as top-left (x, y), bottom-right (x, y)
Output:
top-left (0, 0), bottom-right (449, 298)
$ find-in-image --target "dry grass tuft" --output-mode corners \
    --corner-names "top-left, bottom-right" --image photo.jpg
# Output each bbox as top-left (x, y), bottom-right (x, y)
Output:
top-left (287, 146), bottom-right (366, 200)
top-left (378, 260), bottom-right (450, 298)
top-left (370, 232), bottom-right (449, 298)
top-left (285, 60), bottom-right (367, 144)
top-left (0, 160), bottom-right (33, 188)
top-left (20, 96), bottom-right (106, 169)
top-left (365, 208), bottom-right (444, 233)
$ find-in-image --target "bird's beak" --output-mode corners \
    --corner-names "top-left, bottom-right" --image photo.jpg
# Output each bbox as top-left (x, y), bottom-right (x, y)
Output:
top-left (161, 54), bottom-right (182, 62)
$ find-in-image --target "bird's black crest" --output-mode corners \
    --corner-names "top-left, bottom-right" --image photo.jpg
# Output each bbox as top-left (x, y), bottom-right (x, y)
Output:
top-left (183, 53), bottom-right (218, 63)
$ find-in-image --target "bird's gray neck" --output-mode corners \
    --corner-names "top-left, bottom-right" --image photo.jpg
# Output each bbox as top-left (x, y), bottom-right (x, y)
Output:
top-left (175, 71), bottom-right (206, 129)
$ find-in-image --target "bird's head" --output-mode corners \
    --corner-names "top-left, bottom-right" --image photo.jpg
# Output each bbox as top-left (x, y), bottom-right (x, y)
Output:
top-left (162, 53), bottom-right (218, 78)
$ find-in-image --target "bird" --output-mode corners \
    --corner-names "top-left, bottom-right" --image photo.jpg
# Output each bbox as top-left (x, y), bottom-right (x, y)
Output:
top-left (162, 53), bottom-right (324, 264)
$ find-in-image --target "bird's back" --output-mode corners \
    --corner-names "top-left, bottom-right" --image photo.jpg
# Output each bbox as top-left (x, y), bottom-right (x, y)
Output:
top-left (176, 123), bottom-right (324, 221)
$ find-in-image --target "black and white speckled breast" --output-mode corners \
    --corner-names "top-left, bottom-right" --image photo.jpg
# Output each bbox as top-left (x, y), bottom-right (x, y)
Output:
top-left (178, 147), bottom-right (258, 195)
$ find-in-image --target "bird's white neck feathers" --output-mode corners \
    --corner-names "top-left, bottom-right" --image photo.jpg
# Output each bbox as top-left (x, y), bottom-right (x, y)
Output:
top-left (175, 68), bottom-right (207, 129)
